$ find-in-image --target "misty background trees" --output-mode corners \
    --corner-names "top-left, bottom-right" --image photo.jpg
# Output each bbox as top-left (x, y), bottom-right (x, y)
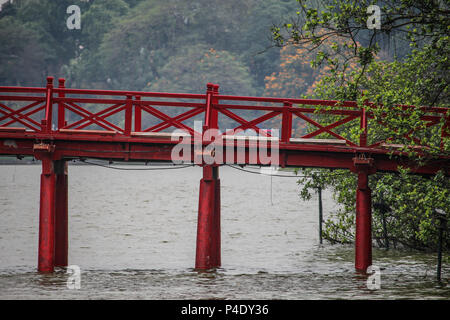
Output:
top-left (0, 0), bottom-right (300, 95)
top-left (0, 0), bottom-right (414, 96)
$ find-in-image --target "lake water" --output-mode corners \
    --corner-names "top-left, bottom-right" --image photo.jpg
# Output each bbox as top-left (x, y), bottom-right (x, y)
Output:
top-left (0, 164), bottom-right (448, 299)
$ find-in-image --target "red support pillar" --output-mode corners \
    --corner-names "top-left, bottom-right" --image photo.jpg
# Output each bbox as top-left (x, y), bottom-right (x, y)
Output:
top-left (195, 165), bottom-right (221, 269)
top-left (212, 173), bottom-right (221, 266)
top-left (355, 169), bottom-right (372, 273)
top-left (38, 155), bottom-right (56, 273)
top-left (54, 160), bottom-right (68, 267)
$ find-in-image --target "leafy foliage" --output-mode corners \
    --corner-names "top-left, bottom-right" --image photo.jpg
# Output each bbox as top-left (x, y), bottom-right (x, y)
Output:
top-left (0, 16), bottom-right (47, 85)
top-left (146, 45), bottom-right (256, 96)
top-left (275, 0), bottom-right (450, 250)
top-left (0, 0), bottom-right (299, 95)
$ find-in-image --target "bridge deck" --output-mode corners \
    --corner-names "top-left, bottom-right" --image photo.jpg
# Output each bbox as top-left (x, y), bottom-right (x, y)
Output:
top-left (0, 129), bottom-right (448, 175)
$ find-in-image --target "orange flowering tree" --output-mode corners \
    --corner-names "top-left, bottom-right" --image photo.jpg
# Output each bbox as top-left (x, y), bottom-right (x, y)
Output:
top-left (264, 35), bottom-right (359, 136)
top-left (265, 33), bottom-right (360, 98)
top-left (264, 45), bottom-right (324, 98)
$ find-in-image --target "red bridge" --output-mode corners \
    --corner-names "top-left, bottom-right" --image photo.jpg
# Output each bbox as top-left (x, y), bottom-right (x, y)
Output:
top-left (1, 77), bottom-right (449, 274)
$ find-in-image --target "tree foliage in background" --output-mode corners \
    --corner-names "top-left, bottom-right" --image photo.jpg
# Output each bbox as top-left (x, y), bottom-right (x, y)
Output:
top-left (297, 53), bottom-right (450, 250)
top-left (146, 45), bottom-right (256, 96)
top-left (0, 0), bottom-right (299, 95)
top-left (0, 0), bottom-right (89, 84)
top-left (274, 0), bottom-right (450, 251)
top-left (0, 16), bottom-right (46, 85)
top-left (264, 45), bottom-right (322, 98)
top-left (264, 33), bottom-right (360, 98)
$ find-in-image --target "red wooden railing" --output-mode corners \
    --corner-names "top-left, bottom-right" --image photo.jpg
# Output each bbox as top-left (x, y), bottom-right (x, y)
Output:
top-left (0, 77), bottom-right (448, 152)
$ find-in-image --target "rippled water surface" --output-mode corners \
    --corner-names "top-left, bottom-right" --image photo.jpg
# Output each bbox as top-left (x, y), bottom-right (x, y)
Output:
top-left (0, 164), bottom-right (448, 299)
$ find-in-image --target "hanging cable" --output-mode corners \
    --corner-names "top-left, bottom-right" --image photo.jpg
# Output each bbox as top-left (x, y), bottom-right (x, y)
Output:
top-left (60, 147), bottom-right (164, 154)
top-left (76, 159), bottom-right (194, 171)
top-left (225, 164), bottom-right (312, 178)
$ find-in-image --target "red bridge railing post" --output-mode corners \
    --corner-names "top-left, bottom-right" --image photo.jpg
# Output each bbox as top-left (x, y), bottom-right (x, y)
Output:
top-left (195, 83), bottom-right (221, 270)
top-left (211, 84), bottom-right (219, 129)
top-left (204, 83), bottom-right (219, 130)
top-left (281, 102), bottom-right (292, 143)
top-left (210, 84), bottom-right (221, 268)
top-left (37, 154), bottom-right (56, 273)
top-left (57, 78), bottom-right (66, 130)
top-left (441, 113), bottom-right (449, 150)
top-left (42, 77), bottom-right (54, 133)
top-left (134, 95), bottom-right (142, 132)
top-left (125, 94), bottom-right (133, 135)
top-left (360, 107), bottom-right (368, 147)
top-left (54, 160), bottom-right (68, 267)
